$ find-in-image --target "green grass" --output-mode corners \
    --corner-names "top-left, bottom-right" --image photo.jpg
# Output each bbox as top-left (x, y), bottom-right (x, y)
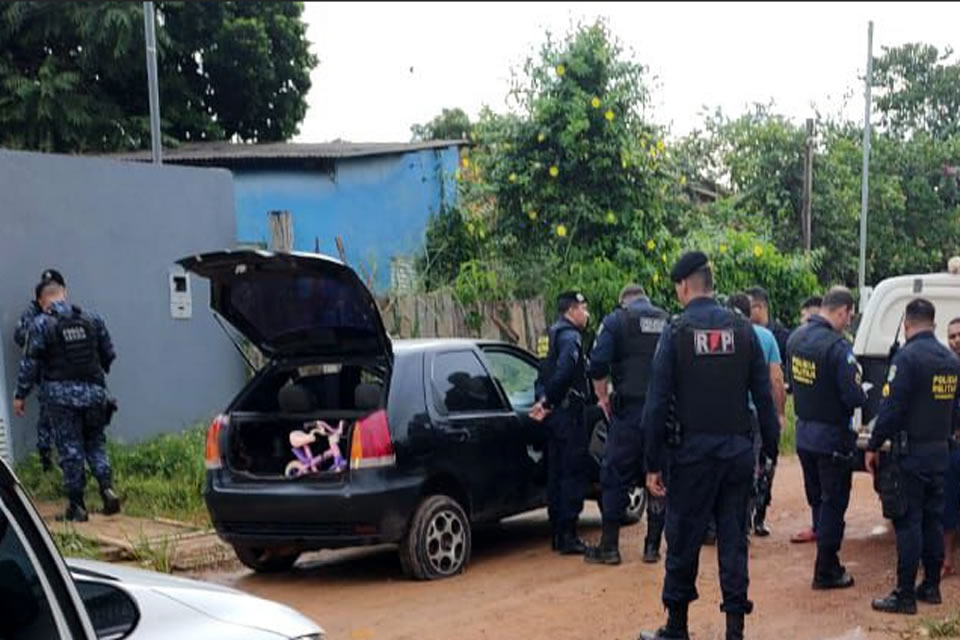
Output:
top-left (780, 396), bottom-right (797, 456)
top-left (49, 524), bottom-right (103, 561)
top-left (920, 612), bottom-right (960, 638)
top-left (131, 533), bottom-right (175, 574)
top-left (16, 425), bottom-right (210, 526)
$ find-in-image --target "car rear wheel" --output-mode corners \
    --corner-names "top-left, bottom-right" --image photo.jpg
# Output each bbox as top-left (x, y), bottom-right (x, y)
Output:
top-left (233, 544), bottom-right (300, 573)
top-left (399, 495), bottom-right (471, 580)
top-left (622, 484), bottom-right (647, 525)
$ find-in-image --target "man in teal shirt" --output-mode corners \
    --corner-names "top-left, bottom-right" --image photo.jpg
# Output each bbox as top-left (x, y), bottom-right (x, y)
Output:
top-left (733, 293), bottom-right (786, 536)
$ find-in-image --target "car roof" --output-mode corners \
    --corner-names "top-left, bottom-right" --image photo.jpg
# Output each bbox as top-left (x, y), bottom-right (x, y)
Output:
top-left (391, 338), bottom-right (525, 354)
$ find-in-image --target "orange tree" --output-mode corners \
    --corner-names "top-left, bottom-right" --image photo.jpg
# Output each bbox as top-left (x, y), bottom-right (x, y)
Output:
top-left (421, 20), bottom-right (819, 326)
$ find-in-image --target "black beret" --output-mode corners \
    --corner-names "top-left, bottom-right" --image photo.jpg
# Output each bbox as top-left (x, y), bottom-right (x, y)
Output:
top-left (670, 251), bottom-right (709, 283)
top-left (557, 291), bottom-right (587, 305)
top-left (40, 268), bottom-right (65, 287)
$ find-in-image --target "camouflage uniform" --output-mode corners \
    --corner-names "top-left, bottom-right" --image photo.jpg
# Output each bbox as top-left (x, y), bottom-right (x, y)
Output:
top-left (15, 300), bottom-right (116, 504)
top-left (14, 300), bottom-right (54, 462)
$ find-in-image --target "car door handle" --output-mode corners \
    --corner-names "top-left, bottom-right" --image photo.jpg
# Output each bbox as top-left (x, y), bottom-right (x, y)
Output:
top-left (446, 428), bottom-right (471, 442)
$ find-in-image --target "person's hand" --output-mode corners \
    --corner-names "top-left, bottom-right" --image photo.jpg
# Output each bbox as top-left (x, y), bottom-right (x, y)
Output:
top-left (12, 398), bottom-right (25, 417)
top-left (598, 397), bottom-right (612, 420)
top-left (529, 402), bottom-right (549, 423)
top-left (865, 450), bottom-right (879, 476)
top-left (646, 472), bottom-right (666, 498)
top-left (778, 414), bottom-right (787, 433)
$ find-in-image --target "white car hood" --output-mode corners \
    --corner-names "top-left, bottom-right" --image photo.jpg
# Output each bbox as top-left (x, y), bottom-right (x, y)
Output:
top-left (68, 558), bottom-right (323, 639)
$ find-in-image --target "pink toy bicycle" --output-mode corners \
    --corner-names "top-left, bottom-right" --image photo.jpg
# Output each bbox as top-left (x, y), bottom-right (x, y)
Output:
top-left (284, 419), bottom-right (347, 477)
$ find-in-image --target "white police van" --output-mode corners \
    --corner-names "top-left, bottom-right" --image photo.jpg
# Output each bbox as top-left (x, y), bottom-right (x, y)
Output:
top-left (853, 259), bottom-right (960, 452)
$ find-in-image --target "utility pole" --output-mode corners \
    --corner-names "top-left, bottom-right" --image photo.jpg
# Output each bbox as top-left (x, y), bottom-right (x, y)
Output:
top-left (143, 2), bottom-right (162, 164)
top-left (858, 20), bottom-right (874, 305)
top-left (802, 118), bottom-right (814, 255)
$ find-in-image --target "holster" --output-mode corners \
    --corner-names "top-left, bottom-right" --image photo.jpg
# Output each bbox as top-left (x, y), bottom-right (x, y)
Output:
top-left (83, 397), bottom-right (118, 435)
top-left (874, 453), bottom-right (908, 520)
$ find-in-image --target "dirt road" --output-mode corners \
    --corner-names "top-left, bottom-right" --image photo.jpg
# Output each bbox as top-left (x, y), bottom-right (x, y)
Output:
top-left (196, 456), bottom-right (959, 640)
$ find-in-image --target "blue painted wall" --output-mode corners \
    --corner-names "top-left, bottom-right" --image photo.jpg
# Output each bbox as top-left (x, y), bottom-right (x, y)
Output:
top-left (233, 146), bottom-right (460, 292)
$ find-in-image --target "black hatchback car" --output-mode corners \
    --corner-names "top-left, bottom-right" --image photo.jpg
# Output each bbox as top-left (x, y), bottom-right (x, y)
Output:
top-left (181, 250), bottom-right (644, 580)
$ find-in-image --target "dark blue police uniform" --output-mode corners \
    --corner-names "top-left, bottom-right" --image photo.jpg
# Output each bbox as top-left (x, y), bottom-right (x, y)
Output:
top-left (787, 314), bottom-right (866, 587)
top-left (14, 300), bottom-right (54, 465)
top-left (868, 330), bottom-right (960, 611)
top-left (15, 299), bottom-right (118, 520)
top-left (536, 315), bottom-right (590, 552)
top-left (642, 295), bottom-right (779, 637)
top-left (586, 296), bottom-right (668, 564)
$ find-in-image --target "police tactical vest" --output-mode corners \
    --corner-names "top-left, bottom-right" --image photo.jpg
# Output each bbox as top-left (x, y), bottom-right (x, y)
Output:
top-left (612, 307), bottom-right (668, 401)
top-left (904, 344), bottom-right (960, 444)
top-left (787, 322), bottom-right (849, 425)
top-left (672, 310), bottom-right (753, 436)
top-left (44, 306), bottom-right (102, 383)
top-left (539, 320), bottom-right (587, 400)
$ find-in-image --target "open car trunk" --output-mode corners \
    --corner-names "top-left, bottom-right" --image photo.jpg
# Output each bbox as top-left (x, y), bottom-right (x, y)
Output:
top-left (226, 361), bottom-right (387, 480)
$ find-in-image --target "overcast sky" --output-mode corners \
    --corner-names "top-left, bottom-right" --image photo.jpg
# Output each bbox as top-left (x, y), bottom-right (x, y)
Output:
top-left (294, 2), bottom-right (960, 143)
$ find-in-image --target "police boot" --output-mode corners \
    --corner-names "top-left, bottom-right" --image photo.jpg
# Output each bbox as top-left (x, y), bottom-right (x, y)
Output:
top-left (585, 521), bottom-right (621, 565)
top-left (643, 539), bottom-right (661, 564)
top-left (871, 588), bottom-right (917, 615)
top-left (725, 613), bottom-right (745, 640)
top-left (752, 506), bottom-right (771, 538)
top-left (916, 582), bottom-right (942, 605)
top-left (100, 486), bottom-right (121, 516)
top-left (57, 495), bottom-right (88, 523)
top-left (812, 552), bottom-right (855, 590)
top-left (639, 604), bottom-right (690, 640)
top-left (557, 525), bottom-right (587, 555)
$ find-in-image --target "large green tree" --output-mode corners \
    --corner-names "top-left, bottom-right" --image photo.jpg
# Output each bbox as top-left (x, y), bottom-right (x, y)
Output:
top-left (420, 21), bottom-right (819, 324)
top-left (872, 43), bottom-right (960, 140)
top-left (0, 1), bottom-right (317, 152)
top-left (410, 107), bottom-right (473, 141)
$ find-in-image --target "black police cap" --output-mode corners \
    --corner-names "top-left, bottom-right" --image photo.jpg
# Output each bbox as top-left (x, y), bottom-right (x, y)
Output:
top-left (557, 291), bottom-right (587, 306)
top-left (670, 251), bottom-right (709, 283)
top-left (40, 268), bottom-right (65, 287)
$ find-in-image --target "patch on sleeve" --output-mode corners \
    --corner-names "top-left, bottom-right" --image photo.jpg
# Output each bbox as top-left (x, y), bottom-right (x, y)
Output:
top-left (693, 329), bottom-right (735, 355)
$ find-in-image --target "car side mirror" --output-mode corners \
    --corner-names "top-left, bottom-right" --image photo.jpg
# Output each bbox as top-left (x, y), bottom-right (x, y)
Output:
top-left (75, 580), bottom-right (139, 640)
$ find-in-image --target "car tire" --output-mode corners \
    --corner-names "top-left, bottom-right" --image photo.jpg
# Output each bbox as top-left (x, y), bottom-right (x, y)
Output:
top-left (399, 495), bottom-right (471, 581)
top-left (232, 544), bottom-right (300, 573)
top-left (622, 484), bottom-right (647, 526)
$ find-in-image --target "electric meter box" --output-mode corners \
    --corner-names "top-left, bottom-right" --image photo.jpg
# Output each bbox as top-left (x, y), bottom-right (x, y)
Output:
top-left (169, 265), bottom-right (192, 319)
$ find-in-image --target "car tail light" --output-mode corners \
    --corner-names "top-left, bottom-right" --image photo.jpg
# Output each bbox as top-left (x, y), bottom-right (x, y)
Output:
top-left (350, 410), bottom-right (396, 469)
top-left (206, 414), bottom-right (227, 470)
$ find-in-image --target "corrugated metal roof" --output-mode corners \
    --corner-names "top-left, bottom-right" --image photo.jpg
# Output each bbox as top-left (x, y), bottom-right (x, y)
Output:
top-left (108, 139), bottom-right (468, 165)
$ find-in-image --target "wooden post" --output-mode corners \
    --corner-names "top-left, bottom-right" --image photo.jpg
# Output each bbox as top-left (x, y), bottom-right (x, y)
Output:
top-left (267, 210), bottom-right (293, 252)
top-left (802, 119), bottom-right (814, 255)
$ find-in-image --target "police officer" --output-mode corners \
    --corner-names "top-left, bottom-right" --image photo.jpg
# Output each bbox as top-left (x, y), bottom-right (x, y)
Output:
top-left (584, 284), bottom-right (668, 566)
top-left (786, 286), bottom-right (866, 588)
top-left (942, 316), bottom-right (960, 577)
top-left (532, 291), bottom-right (590, 554)
top-left (12, 276), bottom-right (120, 522)
top-left (13, 269), bottom-right (66, 472)
top-left (640, 252), bottom-right (779, 640)
top-left (865, 298), bottom-right (960, 614)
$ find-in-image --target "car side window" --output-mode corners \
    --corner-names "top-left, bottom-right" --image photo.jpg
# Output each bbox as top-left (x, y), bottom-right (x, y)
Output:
top-left (483, 350), bottom-right (539, 410)
top-left (431, 351), bottom-right (507, 415)
top-left (0, 499), bottom-right (62, 639)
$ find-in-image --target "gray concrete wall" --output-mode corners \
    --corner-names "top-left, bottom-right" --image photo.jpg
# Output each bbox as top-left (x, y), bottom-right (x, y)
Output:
top-left (1, 150), bottom-right (246, 460)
